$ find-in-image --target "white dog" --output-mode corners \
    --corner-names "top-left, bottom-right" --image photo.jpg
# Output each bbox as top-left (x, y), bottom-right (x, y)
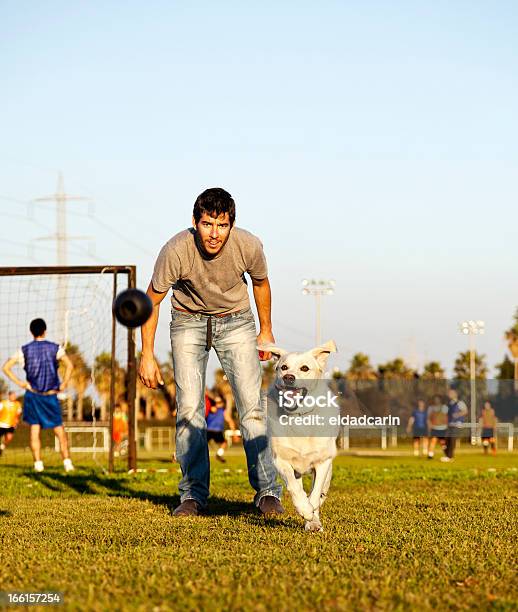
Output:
top-left (262, 340), bottom-right (339, 532)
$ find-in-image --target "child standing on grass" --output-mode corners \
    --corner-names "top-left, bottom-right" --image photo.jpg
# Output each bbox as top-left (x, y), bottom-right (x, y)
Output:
top-left (479, 401), bottom-right (497, 456)
top-left (113, 404), bottom-right (129, 457)
top-left (407, 399), bottom-right (429, 456)
top-left (206, 394), bottom-right (228, 463)
top-left (2, 318), bottom-right (75, 473)
top-left (0, 391), bottom-right (22, 457)
top-left (441, 387), bottom-right (468, 462)
top-left (427, 394), bottom-right (448, 459)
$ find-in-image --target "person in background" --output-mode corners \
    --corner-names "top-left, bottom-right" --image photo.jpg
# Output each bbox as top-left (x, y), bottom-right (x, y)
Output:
top-left (0, 391), bottom-right (22, 457)
top-left (427, 394), bottom-right (448, 459)
top-left (406, 399), bottom-right (429, 456)
top-left (2, 318), bottom-right (75, 473)
top-left (479, 400), bottom-right (497, 456)
top-left (206, 394), bottom-right (228, 463)
top-left (113, 403), bottom-right (129, 457)
top-left (441, 387), bottom-right (468, 462)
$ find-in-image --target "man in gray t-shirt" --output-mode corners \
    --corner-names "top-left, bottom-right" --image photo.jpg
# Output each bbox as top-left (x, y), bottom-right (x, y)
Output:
top-left (139, 187), bottom-right (283, 517)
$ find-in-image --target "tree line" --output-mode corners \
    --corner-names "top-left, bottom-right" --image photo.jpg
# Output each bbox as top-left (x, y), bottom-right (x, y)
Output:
top-left (1, 310), bottom-right (517, 422)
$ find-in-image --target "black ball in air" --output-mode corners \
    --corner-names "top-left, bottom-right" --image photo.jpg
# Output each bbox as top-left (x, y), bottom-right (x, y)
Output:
top-left (113, 289), bottom-right (153, 328)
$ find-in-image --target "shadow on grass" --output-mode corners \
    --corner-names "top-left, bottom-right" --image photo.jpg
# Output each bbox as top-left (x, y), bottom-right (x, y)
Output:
top-left (25, 471), bottom-right (292, 523)
top-left (0, 510), bottom-right (12, 517)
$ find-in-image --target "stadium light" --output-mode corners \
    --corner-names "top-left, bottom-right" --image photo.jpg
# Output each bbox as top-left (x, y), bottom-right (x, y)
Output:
top-left (459, 319), bottom-right (485, 445)
top-left (302, 279), bottom-right (335, 345)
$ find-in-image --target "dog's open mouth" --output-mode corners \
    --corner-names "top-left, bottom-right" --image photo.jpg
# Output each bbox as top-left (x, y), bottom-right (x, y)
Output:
top-left (275, 383), bottom-right (308, 412)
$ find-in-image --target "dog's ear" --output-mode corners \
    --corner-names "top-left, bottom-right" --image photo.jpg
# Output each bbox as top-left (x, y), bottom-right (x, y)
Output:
top-left (258, 344), bottom-right (288, 362)
top-left (310, 340), bottom-right (337, 370)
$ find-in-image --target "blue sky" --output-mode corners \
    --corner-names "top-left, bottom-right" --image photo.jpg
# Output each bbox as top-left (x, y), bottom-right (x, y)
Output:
top-left (1, 1), bottom-right (517, 378)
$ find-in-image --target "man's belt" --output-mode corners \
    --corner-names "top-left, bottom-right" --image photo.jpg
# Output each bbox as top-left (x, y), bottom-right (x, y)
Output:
top-left (173, 307), bottom-right (248, 351)
top-left (26, 388), bottom-right (59, 396)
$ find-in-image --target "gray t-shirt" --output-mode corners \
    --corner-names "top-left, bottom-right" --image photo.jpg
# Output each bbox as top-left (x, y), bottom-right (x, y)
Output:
top-left (151, 227), bottom-right (268, 314)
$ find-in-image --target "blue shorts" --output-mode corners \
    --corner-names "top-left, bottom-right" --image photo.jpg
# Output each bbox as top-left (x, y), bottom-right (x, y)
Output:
top-left (430, 428), bottom-right (447, 438)
top-left (23, 391), bottom-right (63, 429)
top-left (481, 428), bottom-right (494, 439)
top-left (413, 427), bottom-right (428, 438)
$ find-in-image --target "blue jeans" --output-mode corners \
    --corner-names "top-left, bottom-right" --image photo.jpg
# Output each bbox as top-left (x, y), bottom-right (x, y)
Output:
top-left (170, 307), bottom-right (282, 507)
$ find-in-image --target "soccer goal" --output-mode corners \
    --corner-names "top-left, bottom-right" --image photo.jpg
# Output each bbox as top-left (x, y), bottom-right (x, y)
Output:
top-left (339, 425), bottom-right (399, 450)
top-left (54, 425), bottom-right (110, 454)
top-left (457, 422), bottom-right (515, 451)
top-left (0, 266), bottom-right (137, 472)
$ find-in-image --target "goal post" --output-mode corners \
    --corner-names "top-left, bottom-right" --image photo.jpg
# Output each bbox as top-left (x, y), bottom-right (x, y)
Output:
top-left (55, 425), bottom-right (110, 454)
top-left (0, 265), bottom-right (137, 472)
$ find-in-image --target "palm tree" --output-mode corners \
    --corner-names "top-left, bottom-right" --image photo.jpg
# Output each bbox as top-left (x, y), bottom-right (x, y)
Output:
top-left (504, 308), bottom-right (518, 388)
top-left (346, 353), bottom-right (377, 381)
top-left (158, 355), bottom-right (176, 417)
top-left (453, 351), bottom-right (488, 407)
top-left (136, 352), bottom-right (176, 420)
top-left (94, 352), bottom-right (126, 421)
top-left (422, 361), bottom-right (445, 379)
top-left (495, 354), bottom-right (515, 399)
top-left (214, 368), bottom-right (234, 410)
top-left (60, 343), bottom-right (91, 421)
top-left (453, 351), bottom-right (487, 380)
top-left (261, 361), bottom-right (276, 390)
top-left (495, 354), bottom-right (514, 379)
top-left (377, 358), bottom-right (415, 379)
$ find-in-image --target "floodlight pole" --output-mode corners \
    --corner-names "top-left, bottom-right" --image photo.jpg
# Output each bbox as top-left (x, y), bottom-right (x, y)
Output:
top-left (459, 320), bottom-right (485, 445)
top-left (302, 279), bottom-right (335, 345)
top-left (315, 292), bottom-right (321, 347)
top-left (469, 333), bottom-right (476, 445)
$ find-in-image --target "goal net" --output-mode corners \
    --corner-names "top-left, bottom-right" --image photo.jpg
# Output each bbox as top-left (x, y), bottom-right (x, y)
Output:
top-left (0, 266), bottom-right (137, 471)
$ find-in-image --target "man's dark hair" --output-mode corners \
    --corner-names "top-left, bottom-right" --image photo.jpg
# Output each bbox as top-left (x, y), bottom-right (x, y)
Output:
top-left (193, 188), bottom-right (236, 226)
top-left (30, 318), bottom-right (47, 337)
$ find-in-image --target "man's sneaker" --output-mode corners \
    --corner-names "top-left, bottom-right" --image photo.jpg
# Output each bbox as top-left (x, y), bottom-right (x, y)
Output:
top-left (216, 448), bottom-right (226, 463)
top-left (173, 499), bottom-right (203, 517)
top-left (34, 460), bottom-right (44, 473)
top-left (427, 452), bottom-right (434, 460)
top-left (258, 496), bottom-right (285, 517)
top-left (440, 456), bottom-right (452, 463)
top-left (63, 458), bottom-right (74, 473)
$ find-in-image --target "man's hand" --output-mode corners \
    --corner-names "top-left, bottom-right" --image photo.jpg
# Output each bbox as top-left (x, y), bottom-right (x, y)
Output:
top-left (252, 277), bottom-right (275, 362)
top-left (140, 282), bottom-right (168, 388)
top-left (2, 358), bottom-right (31, 391)
top-left (257, 330), bottom-right (275, 361)
top-left (139, 353), bottom-right (164, 389)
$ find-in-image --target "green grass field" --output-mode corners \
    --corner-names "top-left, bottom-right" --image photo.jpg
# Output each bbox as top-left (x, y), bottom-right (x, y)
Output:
top-left (1, 449), bottom-right (517, 611)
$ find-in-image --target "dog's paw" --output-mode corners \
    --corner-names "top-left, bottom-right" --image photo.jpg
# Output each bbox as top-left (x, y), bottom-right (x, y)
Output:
top-left (304, 519), bottom-right (323, 533)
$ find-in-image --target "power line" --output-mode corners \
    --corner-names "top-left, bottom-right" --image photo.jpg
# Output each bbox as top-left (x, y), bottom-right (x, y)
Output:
top-left (1, 193), bottom-right (156, 258)
top-left (89, 216), bottom-right (155, 257)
